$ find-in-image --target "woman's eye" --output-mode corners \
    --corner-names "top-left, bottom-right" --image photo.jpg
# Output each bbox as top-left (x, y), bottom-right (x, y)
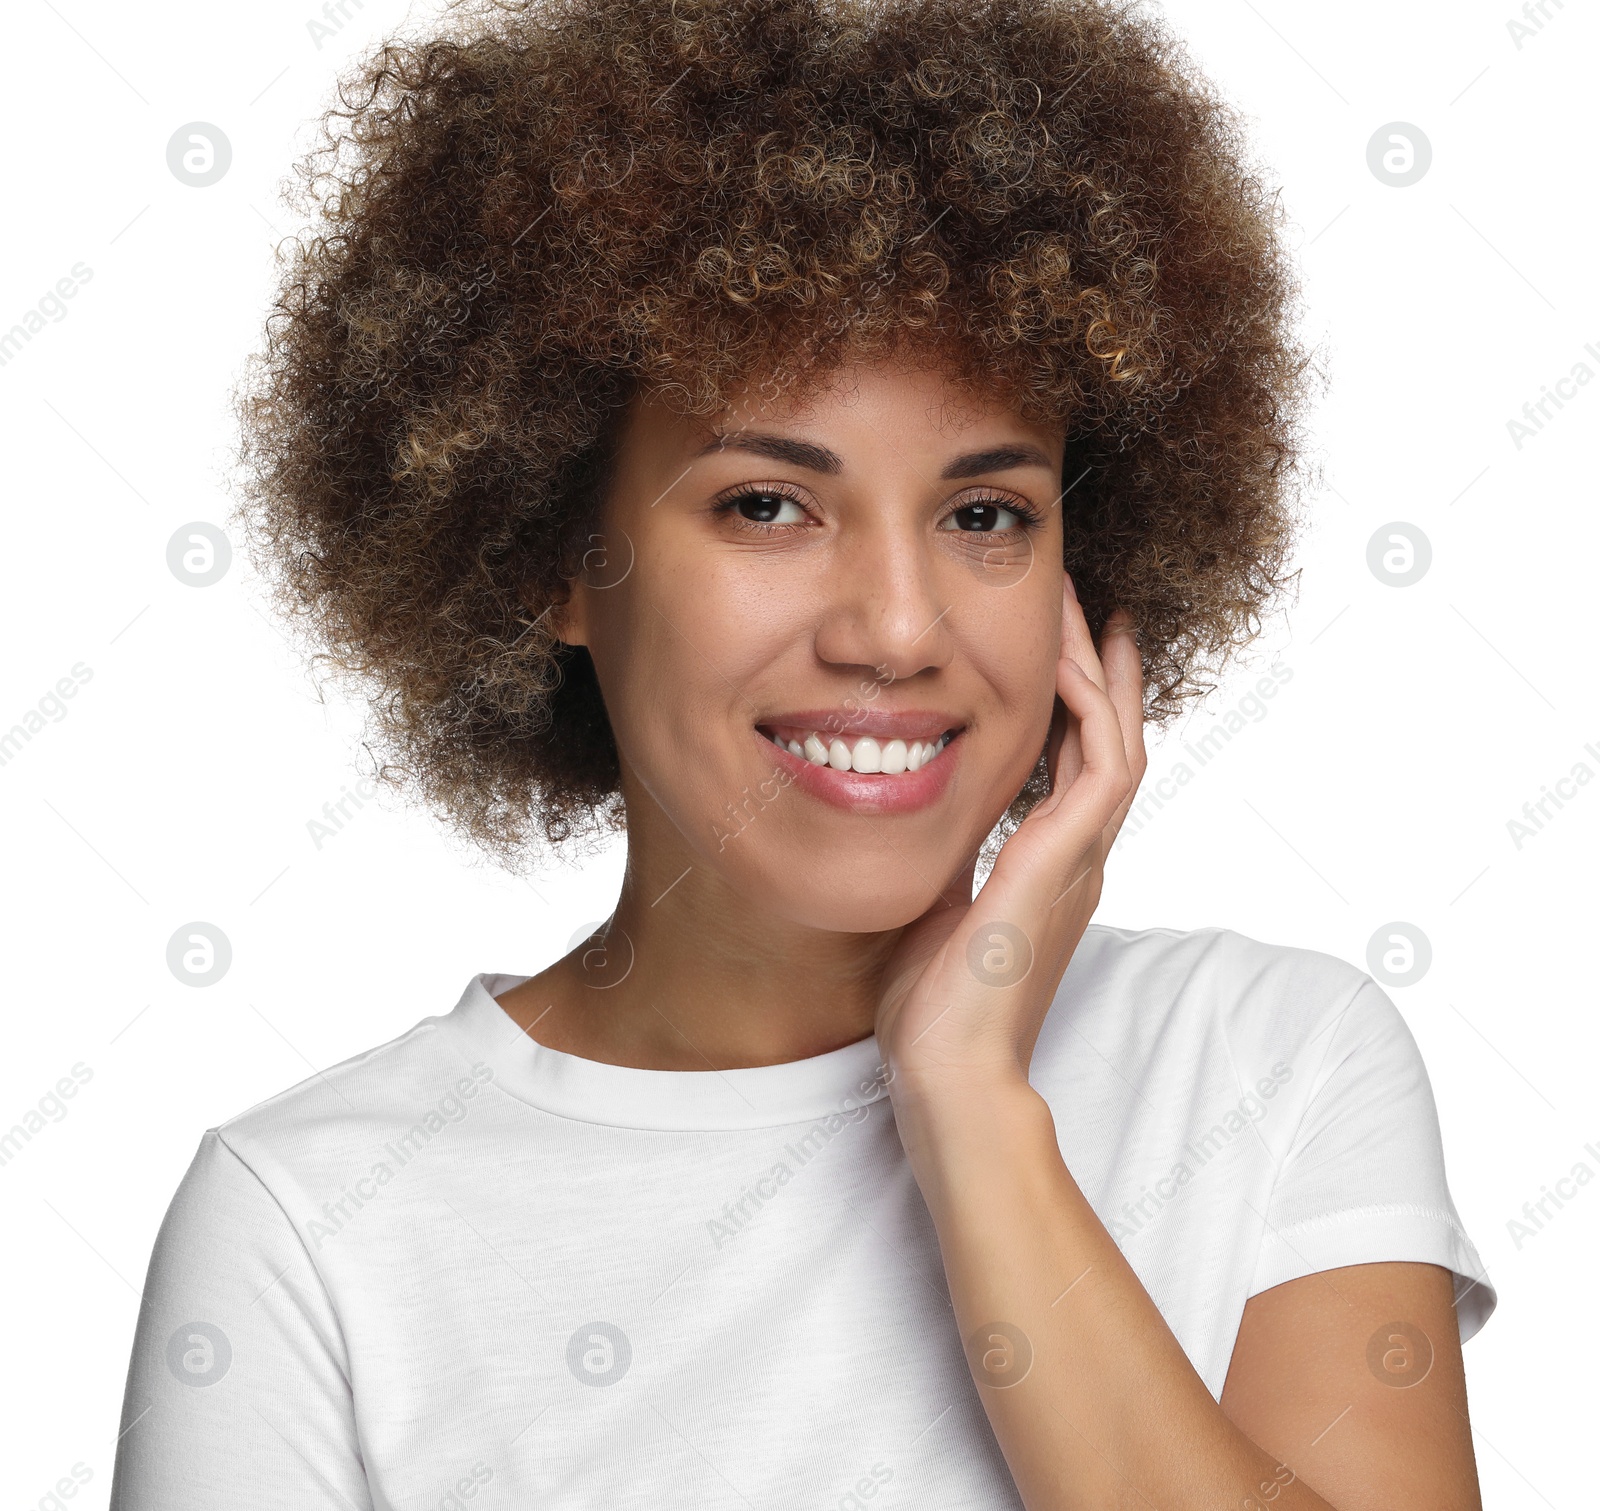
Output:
top-left (722, 490), bottom-right (808, 526)
top-left (943, 500), bottom-right (1027, 533)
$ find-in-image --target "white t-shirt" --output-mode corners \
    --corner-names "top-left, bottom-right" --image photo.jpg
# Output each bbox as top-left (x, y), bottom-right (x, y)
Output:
top-left (109, 924), bottom-right (1495, 1510)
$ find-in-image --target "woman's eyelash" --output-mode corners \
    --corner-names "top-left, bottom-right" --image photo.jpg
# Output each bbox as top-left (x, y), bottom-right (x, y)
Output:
top-left (955, 493), bottom-right (1047, 529)
top-left (710, 483), bottom-right (809, 529)
top-left (711, 486), bottom-right (1047, 531)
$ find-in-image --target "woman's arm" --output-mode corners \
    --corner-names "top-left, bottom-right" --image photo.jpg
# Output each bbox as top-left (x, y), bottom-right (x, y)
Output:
top-left (109, 1130), bottom-right (370, 1511)
top-left (894, 1078), bottom-right (1481, 1510)
top-left (1222, 1258), bottom-right (1480, 1506)
top-left (872, 582), bottom-right (1482, 1508)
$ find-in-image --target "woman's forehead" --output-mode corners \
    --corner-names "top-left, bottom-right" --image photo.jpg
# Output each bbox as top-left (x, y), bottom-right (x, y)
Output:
top-left (634, 350), bottom-right (1058, 445)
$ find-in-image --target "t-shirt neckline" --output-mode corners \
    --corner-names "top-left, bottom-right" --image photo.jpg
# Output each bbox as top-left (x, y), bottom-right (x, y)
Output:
top-left (443, 972), bottom-right (893, 1131)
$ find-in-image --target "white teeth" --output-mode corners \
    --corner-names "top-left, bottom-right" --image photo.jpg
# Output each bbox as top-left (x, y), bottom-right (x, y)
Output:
top-left (851, 737), bottom-right (882, 774)
top-left (769, 726), bottom-right (953, 774)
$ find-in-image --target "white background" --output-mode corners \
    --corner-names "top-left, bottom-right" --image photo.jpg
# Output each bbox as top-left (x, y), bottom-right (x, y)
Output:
top-left (1, 0), bottom-right (1595, 1504)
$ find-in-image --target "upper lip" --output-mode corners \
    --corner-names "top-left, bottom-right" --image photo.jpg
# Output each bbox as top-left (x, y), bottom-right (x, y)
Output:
top-left (757, 708), bottom-right (966, 742)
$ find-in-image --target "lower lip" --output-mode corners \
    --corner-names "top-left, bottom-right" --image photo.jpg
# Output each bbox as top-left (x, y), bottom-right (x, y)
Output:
top-left (752, 727), bottom-right (964, 814)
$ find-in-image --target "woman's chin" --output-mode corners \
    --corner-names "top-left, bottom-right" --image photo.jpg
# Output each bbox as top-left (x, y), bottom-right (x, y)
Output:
top-left (715, 852), bottom-right (971, 935)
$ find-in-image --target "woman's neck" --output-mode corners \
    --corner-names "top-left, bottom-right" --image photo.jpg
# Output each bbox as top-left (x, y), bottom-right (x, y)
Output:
top-left (495, 828), bottom-right (975, 1072)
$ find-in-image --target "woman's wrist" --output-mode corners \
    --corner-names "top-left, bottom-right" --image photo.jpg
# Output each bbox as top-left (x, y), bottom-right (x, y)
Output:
top-left (887, 1073), bottom-right (1060, 1210)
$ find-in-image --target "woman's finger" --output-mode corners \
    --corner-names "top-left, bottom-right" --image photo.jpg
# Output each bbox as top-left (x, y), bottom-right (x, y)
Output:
top-left (1097, 609), bottom-right (1148, 839)
top-left (1043, 692), bottom-right (1075, 794)
top-left (970, 659), bottom-right (1126, 982)
top-left (1056, 656), bottom-right (1132, 811)
top-left (1061, 574), bottom-right (1108, 694)
top-left (999, 653), bottom-right (1129, 886)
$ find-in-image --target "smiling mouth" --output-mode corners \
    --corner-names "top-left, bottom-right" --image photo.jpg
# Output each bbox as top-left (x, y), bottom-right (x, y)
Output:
top-left (756, 722), bottom-right (963, 775)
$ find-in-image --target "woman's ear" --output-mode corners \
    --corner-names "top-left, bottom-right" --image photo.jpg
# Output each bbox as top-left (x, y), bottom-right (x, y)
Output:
top-left (522, 576), bottom-right (588, 649)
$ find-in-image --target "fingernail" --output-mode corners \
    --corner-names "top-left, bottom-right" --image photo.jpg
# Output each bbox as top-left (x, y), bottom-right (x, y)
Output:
top-left (1064, 575), bottom-right (1079, 601)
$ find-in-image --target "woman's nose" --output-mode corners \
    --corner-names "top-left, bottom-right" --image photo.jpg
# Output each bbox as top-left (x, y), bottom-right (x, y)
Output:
top-left (809, 515), bottom-right (955, 682)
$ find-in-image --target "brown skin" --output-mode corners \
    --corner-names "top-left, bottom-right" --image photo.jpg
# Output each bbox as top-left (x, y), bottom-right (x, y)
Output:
top-left (495, 354), bottom-right (1481, 1509)
top-left (1222, 1261), bottom-right (1479, 1509)
top-left (499, 352), bottom-right (1069, 1069)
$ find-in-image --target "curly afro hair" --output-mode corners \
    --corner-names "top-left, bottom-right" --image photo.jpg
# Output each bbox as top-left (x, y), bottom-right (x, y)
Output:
top-left (233, 0), bottom-right (1317, 874)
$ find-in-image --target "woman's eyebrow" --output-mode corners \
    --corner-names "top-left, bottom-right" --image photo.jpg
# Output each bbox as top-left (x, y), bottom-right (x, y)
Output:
top-left (938, 443), bottom-right (1056, 479)
top-left (692, 432), bottom-right (1055, 480)
top-left (693, 432), bottom-right (844, 473)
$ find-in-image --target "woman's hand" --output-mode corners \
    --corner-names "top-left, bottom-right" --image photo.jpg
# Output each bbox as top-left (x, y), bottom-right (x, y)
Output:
top-left (867, 593), bottom-right (1349, 1511)
top-left (872, 576), bottom-right (1147, 1112)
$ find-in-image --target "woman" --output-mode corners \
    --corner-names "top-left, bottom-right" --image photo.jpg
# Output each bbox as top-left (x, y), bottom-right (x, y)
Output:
top-left (110, 0), bottom-right (1495, 1506)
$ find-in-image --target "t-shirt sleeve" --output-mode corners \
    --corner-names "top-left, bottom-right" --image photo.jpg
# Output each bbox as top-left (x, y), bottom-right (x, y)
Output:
top-left (109, 1128), bottom-right (373, 1510)
top-left (1248, 976), bottom-right (1496, 1344)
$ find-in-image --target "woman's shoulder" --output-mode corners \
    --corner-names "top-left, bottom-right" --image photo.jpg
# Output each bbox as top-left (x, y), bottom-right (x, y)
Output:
top-left (1042, 922), bottom-right (1400, 1081)
top-left (1071, 919), bottom-right (1374, 1001)
top-left (1042, 924), bottom-right (1496, 1350)
top-left (201, 980), bottom-right (494, 1189)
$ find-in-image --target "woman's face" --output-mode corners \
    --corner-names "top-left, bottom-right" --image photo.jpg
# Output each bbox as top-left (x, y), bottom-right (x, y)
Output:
top-left (554, 353), bottom-right (1068, 933)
